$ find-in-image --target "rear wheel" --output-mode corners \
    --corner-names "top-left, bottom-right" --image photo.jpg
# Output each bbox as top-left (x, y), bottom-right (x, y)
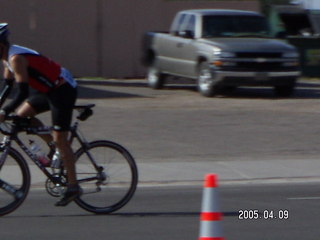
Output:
top-left (147, 61), bottom-right (166, 89)
top-left (74, 140), bottom-right (138, 214)
top-left (0, 148), bottom-right (30, 216)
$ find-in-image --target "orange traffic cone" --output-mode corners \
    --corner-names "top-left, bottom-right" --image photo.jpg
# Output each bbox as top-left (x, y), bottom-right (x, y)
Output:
top-left (198, 174), bottom-right (224, 240)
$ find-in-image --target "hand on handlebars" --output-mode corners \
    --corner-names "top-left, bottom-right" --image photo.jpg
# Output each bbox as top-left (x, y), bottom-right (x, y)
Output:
top-left (0, 111), bottom-right (20, 123)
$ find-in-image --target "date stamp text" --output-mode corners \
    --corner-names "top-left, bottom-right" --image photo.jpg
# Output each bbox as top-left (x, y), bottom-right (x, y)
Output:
top-left (238, 209), bottom-right (289, 220)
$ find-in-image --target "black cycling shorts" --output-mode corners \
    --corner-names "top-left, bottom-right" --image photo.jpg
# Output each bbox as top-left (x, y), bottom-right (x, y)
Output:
top-left (27, 83), bottom-right (77, 131)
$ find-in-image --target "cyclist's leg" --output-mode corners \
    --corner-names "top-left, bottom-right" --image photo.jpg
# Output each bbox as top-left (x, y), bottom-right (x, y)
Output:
top-left (47, 83), bottom-right (79, 206)
top-left (52, 130), bottom-right (77, 184)
top-left (16, 95), bottom-right (54, 145)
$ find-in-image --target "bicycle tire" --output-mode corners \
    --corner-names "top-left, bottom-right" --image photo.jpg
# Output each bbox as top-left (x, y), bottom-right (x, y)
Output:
top-left (74, 140), bottom-right (138, 214)
top-left (0, 147), bottom-right (30, 216)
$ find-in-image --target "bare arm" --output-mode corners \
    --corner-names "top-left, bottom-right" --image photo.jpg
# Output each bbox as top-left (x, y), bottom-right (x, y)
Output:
top-left (10, 55), bottom-right (29, 83)
top-left (0, 62), bottom-right (14, 108)
top-left (1, 55), bottom-right (29, 115)
top-left (3, 64), bottom-right (13, 79)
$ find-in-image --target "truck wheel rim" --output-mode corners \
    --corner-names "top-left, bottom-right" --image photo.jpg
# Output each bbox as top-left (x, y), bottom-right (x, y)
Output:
top-left (148, 68), bottom-right (158, 85)
top-left (199, 69), bottom-right (212, 91)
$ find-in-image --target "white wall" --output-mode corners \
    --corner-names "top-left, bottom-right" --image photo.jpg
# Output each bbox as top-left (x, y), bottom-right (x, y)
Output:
top-left (295, 0), bottom-right (320, 9)
top-left (0, 0), bottom-right (260, 78)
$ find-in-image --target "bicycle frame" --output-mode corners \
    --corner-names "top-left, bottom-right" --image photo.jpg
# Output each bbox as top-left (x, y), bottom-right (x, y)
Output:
top-left (0, 103), bottom-right (138, 216)
top-left (69, 121), bottom-right (103, 174)
top-left (0, 118), bottom-right (103, 190)
top-left (0, 130), bottom-right (65, 187)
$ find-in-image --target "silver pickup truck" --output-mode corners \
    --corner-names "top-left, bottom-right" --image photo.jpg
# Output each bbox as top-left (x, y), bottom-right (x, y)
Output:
top-left (143, 9), bottom-right (300, 97)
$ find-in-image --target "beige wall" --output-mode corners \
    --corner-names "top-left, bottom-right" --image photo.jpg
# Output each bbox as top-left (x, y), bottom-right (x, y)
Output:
top-left (0, 0), bottom-right (260, 78)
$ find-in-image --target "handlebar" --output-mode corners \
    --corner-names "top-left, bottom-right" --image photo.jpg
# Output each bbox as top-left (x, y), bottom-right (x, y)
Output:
top-left (0, 115), bottom-right (37, 136)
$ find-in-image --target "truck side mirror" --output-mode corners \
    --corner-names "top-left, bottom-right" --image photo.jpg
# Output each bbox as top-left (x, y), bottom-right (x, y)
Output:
top-left (275, 31), bottom-right (287, 39)
top-left (179, 30), bottom-right (194, 39)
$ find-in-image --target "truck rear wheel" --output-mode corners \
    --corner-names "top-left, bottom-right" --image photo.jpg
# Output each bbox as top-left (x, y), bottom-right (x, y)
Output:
top-left (147, 64), bottom-right (166, 89)
top-left (197, 62), bottom-right (216, 97)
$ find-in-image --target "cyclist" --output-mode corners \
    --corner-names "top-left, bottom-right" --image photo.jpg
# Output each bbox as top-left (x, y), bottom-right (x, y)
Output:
top-left (0, 23), bottom-right (81, 206)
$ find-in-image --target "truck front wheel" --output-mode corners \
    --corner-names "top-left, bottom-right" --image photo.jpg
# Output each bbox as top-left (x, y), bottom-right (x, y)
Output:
top-left (274, 78), bottom-right (296, 97)
top-left (197, 62), bottom-right (216, 97)
top-left (147, 64), bottom-right (166, 89)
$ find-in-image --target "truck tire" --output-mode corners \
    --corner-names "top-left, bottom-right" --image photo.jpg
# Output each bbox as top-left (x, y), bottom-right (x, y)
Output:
top-left (197, 62), bottom-right (216, 97)
top-left (147, 64), bottom-right (166, 89)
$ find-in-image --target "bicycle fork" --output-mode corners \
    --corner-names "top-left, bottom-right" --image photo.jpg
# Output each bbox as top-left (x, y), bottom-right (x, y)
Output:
top-left (72, 126), bottom-right (105, 174)
top-left (0, 136), bottom-right (24, 199)
top-left (71, 129), bottom-right (107, 192)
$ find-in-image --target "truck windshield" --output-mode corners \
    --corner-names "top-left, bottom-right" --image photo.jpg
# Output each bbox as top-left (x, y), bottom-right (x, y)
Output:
top-left (202, 15), bottom-right (270, 38)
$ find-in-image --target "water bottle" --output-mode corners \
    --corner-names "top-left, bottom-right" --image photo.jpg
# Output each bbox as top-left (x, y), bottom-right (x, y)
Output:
top-left (51, 150), bottom-right (61, 169)
top-left (29, 140), bottom-right (50, 167)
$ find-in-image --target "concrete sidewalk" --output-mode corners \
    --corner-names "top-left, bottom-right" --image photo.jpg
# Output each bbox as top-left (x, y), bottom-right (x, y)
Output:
top-left (137, 158), bottom-right (320, 186)
top-left (27, 157), bottom-right (320, 188)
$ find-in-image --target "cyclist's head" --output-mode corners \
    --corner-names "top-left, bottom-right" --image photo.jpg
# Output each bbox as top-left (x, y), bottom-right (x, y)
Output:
top-left (0, 23), bottom-right (9, 45)
top-left (0, 23), bottom-right (9, 59)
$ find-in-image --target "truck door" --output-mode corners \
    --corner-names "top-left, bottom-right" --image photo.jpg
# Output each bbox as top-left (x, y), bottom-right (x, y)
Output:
top-left (171, 14), bottom-right (198, 77)
top-left (157, 14), bottom-right (188, 74)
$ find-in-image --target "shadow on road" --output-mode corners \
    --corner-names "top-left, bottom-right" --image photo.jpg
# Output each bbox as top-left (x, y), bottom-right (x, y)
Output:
top-left (77, 85), bottom-right (143, 99)
top-left (3, 211), bottom-right (239, 218)
top-left (164, 81), bottom-right (320, 99)
top-left (77, 78), bottom-right (320, 100)
top-left (111, 211), bottom-right (239, 218)
top-left (78, 79), bottom-right (147, 88)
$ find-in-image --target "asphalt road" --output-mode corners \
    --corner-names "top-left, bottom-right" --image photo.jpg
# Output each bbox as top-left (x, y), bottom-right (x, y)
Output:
top-left (1, 183), bottom-right (319, 240)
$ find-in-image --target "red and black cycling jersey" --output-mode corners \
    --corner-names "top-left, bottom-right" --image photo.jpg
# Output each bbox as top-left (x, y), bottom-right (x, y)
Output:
top-left (6, 45), bottom-right (62, 93)
top-left (23, 54), bottom-right (61, 93)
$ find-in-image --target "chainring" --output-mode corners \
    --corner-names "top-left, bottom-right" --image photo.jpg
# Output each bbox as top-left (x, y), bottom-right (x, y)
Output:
top-left (45, 174), bottom-right (66, 197)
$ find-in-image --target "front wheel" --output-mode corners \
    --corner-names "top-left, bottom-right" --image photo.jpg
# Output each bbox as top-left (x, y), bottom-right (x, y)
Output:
top-left (274, 78), bottom-right (297, 97)
top-left (197, 62), bottom-right (217, 97)
top-left (74, 140), bottom-right (138, 214)
top-left (0, 147), bottom-right (30, 216)
top-left (274, 85), bottom-right (295, 97)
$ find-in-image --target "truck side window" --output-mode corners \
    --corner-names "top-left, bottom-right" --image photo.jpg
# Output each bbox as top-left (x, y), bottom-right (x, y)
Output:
top-left (183, 15), bottom-right (196, 38)
top-left (172, 14), bottom-right (187, 36)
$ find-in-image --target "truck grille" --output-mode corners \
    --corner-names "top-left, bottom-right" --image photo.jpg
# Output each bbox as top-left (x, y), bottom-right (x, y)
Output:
top-left (221, 52), bottom-right (298, 72)
top-left (237, 62), bottom-right (284, 71)
top-left (221, 62), bottom-right (297, 72)
top-left (236, 52), bottom-right (282, 58)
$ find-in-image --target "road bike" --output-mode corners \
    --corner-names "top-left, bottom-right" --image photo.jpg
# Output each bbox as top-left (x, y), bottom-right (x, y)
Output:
top-left (0, 104), bottom-right (138, 216)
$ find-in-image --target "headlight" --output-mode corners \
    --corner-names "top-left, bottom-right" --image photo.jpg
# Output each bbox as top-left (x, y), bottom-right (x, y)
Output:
top-left (213, 48), bottom-right (222, 56)
top-left (221, 52), bottom-right (236, 58)
top-left (213, 48), bottom-right (235, 58)
top-left (283, 52), bottom-right (299, 58)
